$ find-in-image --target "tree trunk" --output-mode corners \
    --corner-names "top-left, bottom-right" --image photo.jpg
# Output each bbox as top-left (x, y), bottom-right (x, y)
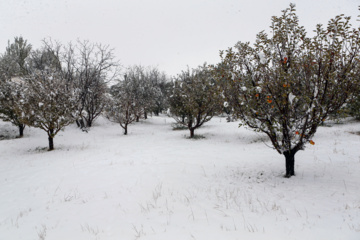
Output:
top-left (144, 111), bottom-right (147, 119)
top-left (48, 136), bottom-right (54, 151)
top-left (87, 118), bottom-right (92, 128)
top-left (190, 128), bottom-right (195, 138)
top-left (18, 124), bottom-right (25, 137)
top-left (136, 116), bottom-right (140, 122)
top-left (283, 150), bottom-right (295, 178)
top-left (124, 124), bottom-right (128, 135)
top-left (48, 129), bottom-right (54, 151)
top-left (188, 118), bottom-right (194, 138)
top-left (79, 118), bottom-right (85, 129)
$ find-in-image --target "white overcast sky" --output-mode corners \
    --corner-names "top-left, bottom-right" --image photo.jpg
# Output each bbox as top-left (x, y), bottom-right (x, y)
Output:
top-left (0, 0), bottom-right (359, 77)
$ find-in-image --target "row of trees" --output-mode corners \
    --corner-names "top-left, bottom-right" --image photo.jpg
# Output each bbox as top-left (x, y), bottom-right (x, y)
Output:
top-left (0, 38), bottom-right (170, 150)
top-left (1, 5), bottom-right (359, 178)
top-left (168, 4), bottom-right (360, 177)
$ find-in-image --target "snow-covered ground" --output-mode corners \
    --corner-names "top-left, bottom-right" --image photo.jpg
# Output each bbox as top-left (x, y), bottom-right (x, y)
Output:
top-left (0, 115), bottom-right (359, 240)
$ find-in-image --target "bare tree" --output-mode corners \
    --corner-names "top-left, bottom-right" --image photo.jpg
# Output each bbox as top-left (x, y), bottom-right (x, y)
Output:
top-left (105, 74), bottom-right (140, 135)
top-left (74, 40), bottom-right (120, 128)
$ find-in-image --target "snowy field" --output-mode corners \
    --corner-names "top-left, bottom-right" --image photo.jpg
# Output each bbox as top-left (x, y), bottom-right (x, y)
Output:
top-left (0, 115), bottom-right (359, 240)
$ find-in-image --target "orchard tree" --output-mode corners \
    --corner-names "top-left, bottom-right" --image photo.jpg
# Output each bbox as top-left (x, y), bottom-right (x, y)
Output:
top-left (141, 67), bottom-right (164, 119)
top-left (149, 69), bottom-right (171, 116)
top-left (35, 39), bottom-right (120, 130)
top-left (105, 66), bottom-right (167, 134)
top-left (74, 40), bottom-right (119, 128)
top-left (121, 65), bottom-right (154, 122)
top-left (22, 69), bottom-right (77, 150)
top-left (105, 75), bottom-right (139, 135)
top-left (0, 80), bottom-right (28, 137)
top-left (29, 40), bottom-right (62, 72)
top-left (169, 65), bottom-right (222, 138)
top-left (168, 80), bottom-right (187, 123)
top-left (0, 36), bottom-right (32, 137)
top-left (133, 66), bottom-right (172, 118)
top-left (1, 36), bottom-right (32, 77)
top-left (347, 94), bottom-right (360, 120)
top-left (215, 4), bottom-right (360, 177)
top-left (21, 41), bottom-right (78, 150)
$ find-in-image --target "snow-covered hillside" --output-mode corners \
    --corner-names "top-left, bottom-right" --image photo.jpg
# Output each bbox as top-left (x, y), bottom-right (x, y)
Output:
top-left (0, 116), bottom-right (359, 240)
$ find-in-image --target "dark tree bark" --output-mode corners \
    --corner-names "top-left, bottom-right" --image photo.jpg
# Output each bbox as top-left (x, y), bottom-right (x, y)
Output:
top-left (80, 119), bottom-right (86, 129)
top-left (86, 117), bottom-right (92, 128)
top-left (283, 150), bottom-right (296, 178)
top-left (76, 118), bottom-right (86, 129)
top-left (124, 124), bottom-right (128, 135)
top-left (136, 116), bottom-right (140, 122)
top-left (18, 124), bottom-right (25, 137)
top-left (48, 136), bottom-right (54, 150)
top-left (189, 128), bottom-right (195, 138)
top-left (144, 111), bottom-right (147, 120)
top-left (48, 129), bottom-right (54, 151)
